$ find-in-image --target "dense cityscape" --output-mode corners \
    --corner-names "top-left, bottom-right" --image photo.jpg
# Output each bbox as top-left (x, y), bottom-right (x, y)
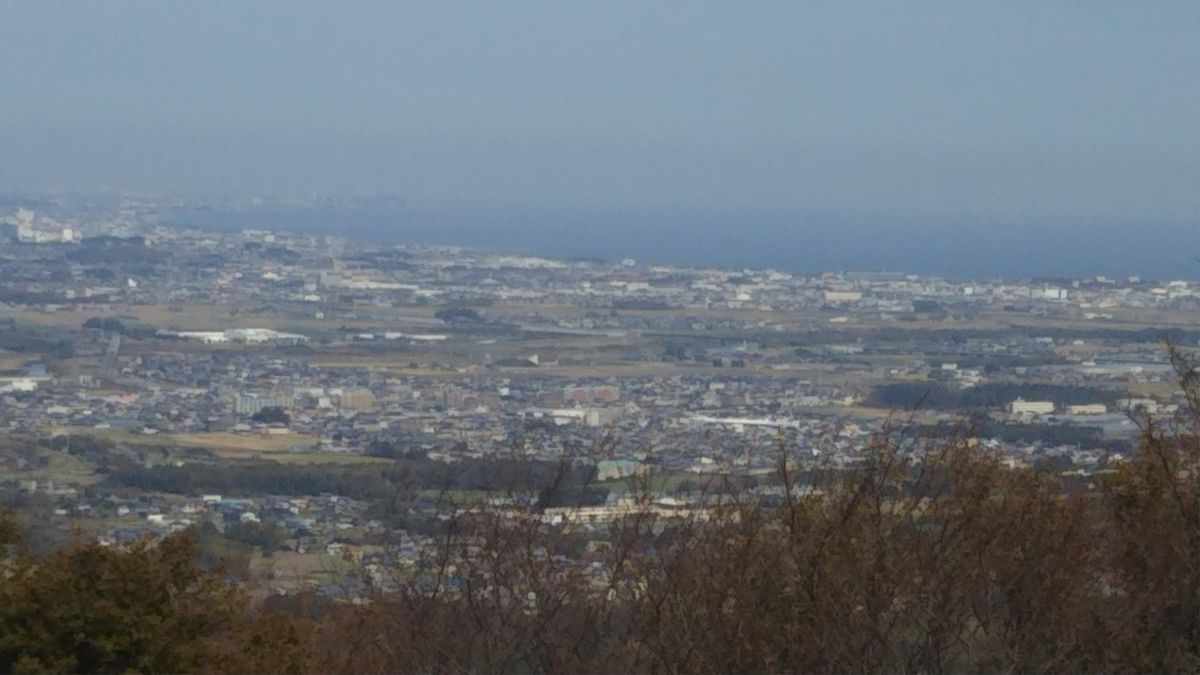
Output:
top-left (1, 196), bottom-right (1195, 607)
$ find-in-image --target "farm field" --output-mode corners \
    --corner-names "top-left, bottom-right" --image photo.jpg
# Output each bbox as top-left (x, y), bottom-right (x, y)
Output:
top-left (50, 427), bottom-right (390, 466)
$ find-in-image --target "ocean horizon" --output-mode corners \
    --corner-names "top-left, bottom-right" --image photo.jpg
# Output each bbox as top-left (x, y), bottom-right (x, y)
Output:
top-left (168, 202), bottom-right (1198, 282)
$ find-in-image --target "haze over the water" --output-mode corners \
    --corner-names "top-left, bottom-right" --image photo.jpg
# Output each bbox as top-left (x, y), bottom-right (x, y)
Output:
top-left (1, 2), bottom-right (1197, 278)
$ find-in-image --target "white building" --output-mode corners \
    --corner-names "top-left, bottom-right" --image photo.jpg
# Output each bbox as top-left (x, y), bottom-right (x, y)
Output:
top-left (1009, 398), bottom-right (1055, 415)
top-left (0, 375), bottom-right (53, 392)
top-left (824, 290), bottom-right (863, 303)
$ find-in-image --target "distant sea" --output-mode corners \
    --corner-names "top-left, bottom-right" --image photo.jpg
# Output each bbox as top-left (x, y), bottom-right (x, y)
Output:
top-left (168, 203), bottom-right (1198, 281)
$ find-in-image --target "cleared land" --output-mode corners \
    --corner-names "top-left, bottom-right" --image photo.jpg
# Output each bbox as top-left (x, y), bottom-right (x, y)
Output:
top-left (54, 427), bottom-right (391, 466)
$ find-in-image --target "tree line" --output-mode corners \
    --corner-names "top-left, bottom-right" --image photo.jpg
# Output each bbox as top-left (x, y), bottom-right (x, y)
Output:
top-left (869, 381), bottom-right (1124, 411)
top-left (103, 455), bottom-right (595, 503)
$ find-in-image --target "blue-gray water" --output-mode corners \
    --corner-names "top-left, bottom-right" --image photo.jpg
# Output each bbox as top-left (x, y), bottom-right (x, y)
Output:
top-left (169, 204), bottom-right (1198, 281)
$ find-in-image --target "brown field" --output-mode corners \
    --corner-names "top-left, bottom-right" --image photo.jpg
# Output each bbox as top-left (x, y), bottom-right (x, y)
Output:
top-left (162, 431), bottom-right (317, 452)
top-left (164, 432), bottom-right (390, 465)
top-left (0, 349), bottom-right (34, 370)
top-left (249, 551), bottom-right (358, 592)
top-left (1127, 381), bottom-right (1185, 398)
top-left (52, 427), bottom-right (389, 466)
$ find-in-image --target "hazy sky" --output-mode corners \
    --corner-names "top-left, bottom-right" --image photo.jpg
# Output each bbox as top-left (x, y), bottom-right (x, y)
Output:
top-left (1, 1), bottom-right (1197, 226)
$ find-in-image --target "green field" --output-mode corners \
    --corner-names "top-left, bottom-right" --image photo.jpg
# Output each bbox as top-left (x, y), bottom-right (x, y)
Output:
top-left (5, 448), bottom-right (102, 485)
